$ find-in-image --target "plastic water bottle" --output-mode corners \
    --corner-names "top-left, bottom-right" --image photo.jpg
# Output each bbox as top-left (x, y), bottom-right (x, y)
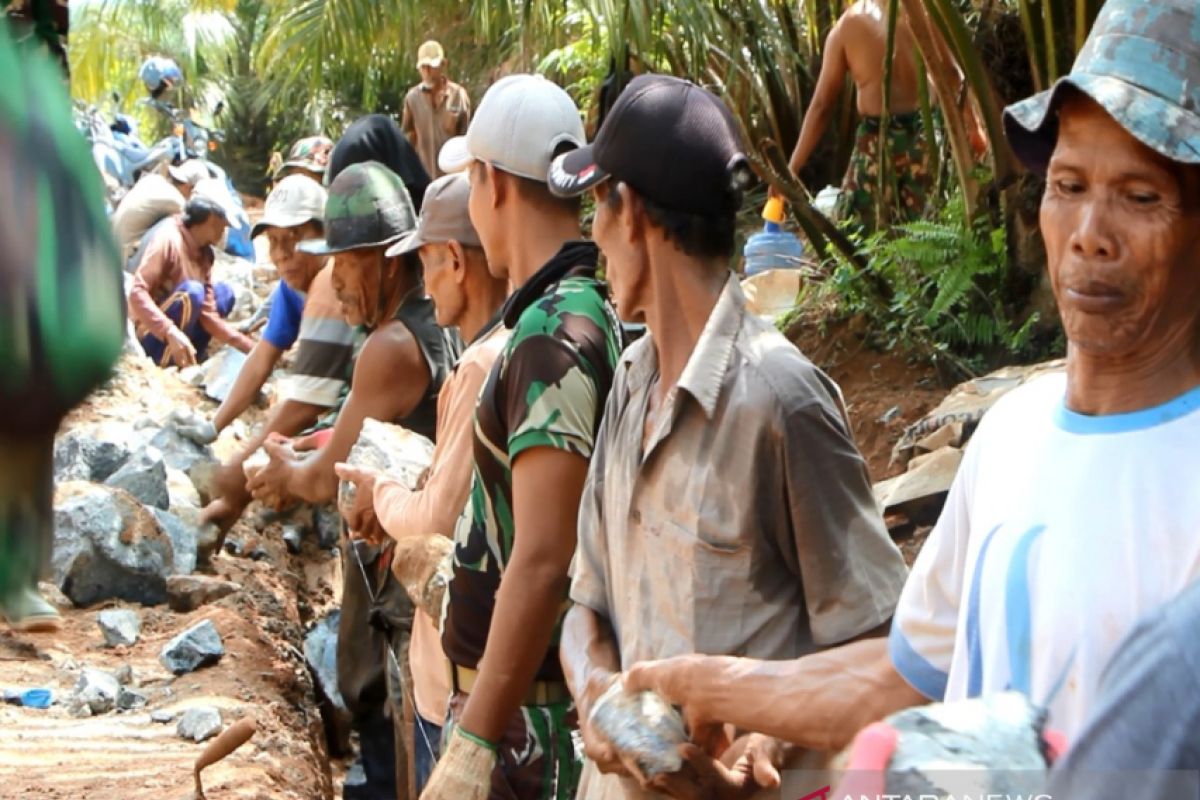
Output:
top-left (742, 196), bottom-right (804, 276)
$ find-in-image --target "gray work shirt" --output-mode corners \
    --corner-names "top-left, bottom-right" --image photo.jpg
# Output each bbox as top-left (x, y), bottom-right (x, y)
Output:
top-left (570, 274), bottom-right (908, 798)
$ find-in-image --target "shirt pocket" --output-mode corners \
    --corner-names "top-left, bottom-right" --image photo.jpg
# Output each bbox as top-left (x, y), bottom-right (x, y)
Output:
top-left (657, 517), bottom-right (752, 653)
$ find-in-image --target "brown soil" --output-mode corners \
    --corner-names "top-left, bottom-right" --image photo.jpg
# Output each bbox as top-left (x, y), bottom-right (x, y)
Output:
top-left (787, 314), bottom-right (945, 482)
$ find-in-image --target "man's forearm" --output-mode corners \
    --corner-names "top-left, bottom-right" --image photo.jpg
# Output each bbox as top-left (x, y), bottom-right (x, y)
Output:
top-left (787, 104), bottom-right (832, 178)
top-left (560, 604), bottom-right (621, 717)
top-left (459, 558), bottom-right (571, 743)
top-left (214, 342), bottom-right (280, 432)
top-left (637, 640), bottom-right (925, 753)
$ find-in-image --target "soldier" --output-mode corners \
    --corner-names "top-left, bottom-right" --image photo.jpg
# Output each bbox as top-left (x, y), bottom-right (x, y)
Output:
top-left (421, 74), bottom-right (623, 800)
top-left (0, 27), bottom-right (125, 630)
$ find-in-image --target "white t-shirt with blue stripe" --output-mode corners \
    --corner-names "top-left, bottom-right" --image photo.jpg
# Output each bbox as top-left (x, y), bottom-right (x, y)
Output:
top-left (890, 372), bottom-right (1200, 738)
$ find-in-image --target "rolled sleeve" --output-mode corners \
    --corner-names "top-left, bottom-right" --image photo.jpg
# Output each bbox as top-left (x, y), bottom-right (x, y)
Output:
top-left (781, 397), bottom-right (908, 646)
top-left (503, 335), bottom-right (598, 460)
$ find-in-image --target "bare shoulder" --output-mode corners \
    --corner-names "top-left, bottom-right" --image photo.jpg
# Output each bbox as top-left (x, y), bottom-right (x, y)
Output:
top-left (352, 320), bottom-right (423, 388)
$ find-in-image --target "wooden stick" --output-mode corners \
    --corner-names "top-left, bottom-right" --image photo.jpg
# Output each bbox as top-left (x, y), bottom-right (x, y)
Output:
top-left (193, 717), bottom-right (257, 800)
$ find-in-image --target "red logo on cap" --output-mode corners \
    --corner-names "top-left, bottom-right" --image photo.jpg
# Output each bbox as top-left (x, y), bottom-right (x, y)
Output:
top-left (579, 164), bottom-right (596, 181)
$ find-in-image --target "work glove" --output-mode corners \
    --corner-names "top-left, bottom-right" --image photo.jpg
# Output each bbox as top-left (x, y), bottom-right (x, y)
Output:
top-left (171, 409), bottom-right (218, 445)
top-left (392, 534), bottom-right (455, 620)
top-left (420, 724), bottom-right (496, 800)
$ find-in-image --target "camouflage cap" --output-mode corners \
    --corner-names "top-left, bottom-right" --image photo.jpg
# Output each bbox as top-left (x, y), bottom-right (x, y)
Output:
top-left (297, 160), bottom-right (417, 256)
top-left (1005, 0), bottom-right (1200, 174)
top-left (277, 135), bottom-right (334, 177)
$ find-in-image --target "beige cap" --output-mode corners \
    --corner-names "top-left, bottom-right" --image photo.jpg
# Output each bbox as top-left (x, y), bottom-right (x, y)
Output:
top-left (385, 172), bottom-right (480, 257)
top-left (252, 174), bottom-right (327, 239)
top-left (416, 40), bottom-right (445, 69)
top-left (438, 73), bottom-right (584, 181)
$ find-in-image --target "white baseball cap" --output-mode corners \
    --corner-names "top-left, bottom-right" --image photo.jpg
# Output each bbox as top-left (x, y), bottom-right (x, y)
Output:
top-left (190, 177), bottom-right (237, 221)
top-left (252, 174), bottom-right (327, 238)
top-left (438, 74), bottom-right (585, 182)
top-left (168, 159), bottom-right (211, 186)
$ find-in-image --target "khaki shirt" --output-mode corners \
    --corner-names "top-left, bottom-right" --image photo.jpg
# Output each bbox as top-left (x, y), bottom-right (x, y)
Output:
top-left (571, 274), bottom-right (908, 799)
top-left (401, 80), bottom-right (471, 178)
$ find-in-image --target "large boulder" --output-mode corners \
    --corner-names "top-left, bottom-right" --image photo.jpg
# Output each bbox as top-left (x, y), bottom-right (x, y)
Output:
top-left (71, 668), bottom-right (121, 716)
top-left (160, 619), bottom-right (224, 675)
top-left (147, 423), bottom-right (214, 476)
top-left (52, 482), bottom-right (174, 607)
top-left (53, 423), bottom-right (134, 483)
top-left (177, 706), bottom-right (223, 742)
top-left (337, 420), bottom-right (434, 521)
top-left (104, 446), bottom-right (169, 510)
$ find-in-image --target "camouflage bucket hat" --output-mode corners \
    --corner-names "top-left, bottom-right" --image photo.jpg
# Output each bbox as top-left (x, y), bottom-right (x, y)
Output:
top-left (297, 160), bottom-right (417, 256)
top-left (1004, 0), bottom-right (1200, 175)
top-left (277, 135), bottom-right (334, 177)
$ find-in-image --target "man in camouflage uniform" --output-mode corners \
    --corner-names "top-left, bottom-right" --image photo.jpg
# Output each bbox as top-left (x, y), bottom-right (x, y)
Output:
top-left (422, 74), bottom-right (623, 800)
top-left (0, 24), bottom-right (125, 630)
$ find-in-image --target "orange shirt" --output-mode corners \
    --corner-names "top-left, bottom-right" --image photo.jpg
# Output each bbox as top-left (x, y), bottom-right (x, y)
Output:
top-left (373, 321), bottom-right (508, 722)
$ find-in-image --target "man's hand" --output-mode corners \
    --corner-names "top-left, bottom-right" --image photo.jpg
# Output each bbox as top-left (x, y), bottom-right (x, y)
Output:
top-left (625, 655), bottom-right (716, 737)
top-left (420, 725), bottom-right (496, 800)
top-left (577, 671), bottom-right (638, 780)
top-left (725, 733), bottom-right (786, 791)
top-left (646, 743), bottom-right (759, 800)
top-left (166, 327), bottom-right (197, 367)
top-left (333, 462), bottom-right (386, 545)
top-left (246, 436), bottom-right (297, 511)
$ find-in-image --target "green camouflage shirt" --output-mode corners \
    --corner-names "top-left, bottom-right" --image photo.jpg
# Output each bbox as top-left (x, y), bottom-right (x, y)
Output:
top-left (443, 241), bottom-right (622, 681)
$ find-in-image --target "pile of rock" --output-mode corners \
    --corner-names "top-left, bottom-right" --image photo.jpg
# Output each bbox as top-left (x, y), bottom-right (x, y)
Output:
top-left (873, 359), bottom-right (1066, 530)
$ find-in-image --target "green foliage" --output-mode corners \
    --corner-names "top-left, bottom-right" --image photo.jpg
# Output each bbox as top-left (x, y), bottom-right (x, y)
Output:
top-left (820, 191), bottom-right (1039, 376)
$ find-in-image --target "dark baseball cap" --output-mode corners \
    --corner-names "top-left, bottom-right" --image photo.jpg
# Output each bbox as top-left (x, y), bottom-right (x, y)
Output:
top-left (548, 74), bottom-right (753, 215)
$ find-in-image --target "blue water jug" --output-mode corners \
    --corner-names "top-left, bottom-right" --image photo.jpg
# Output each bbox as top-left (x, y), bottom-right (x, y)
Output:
top-left (743, 196), bottom-right (804, 276)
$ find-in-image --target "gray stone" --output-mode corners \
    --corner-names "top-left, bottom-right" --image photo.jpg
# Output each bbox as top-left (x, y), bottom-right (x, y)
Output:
top-left (304, 611), bottom-right (350, 728)
top-left (73, 668), bottom-right (120, 715)
top-left (110, 664), bottom-right (134, 686)
top-left (153, 509), bottom-right (197, 575)
top-left (337, 420), bottom-right (434, 523)
top-left (52, 482), bottom-right (174, 607)
top-left (117, 687), bottom-right (147, 711)
top-left (97, 609), bottom-right (141, 647)
top-left (160, 620), bottom-right (224, 675)
top-left (54, 425), bottom-right (133, 483)
top-left (147, 424), bottom-right (214, 475)
top-left (315, 505), bottom-right (342, 550)
top-left (201, 348), bottom-right (247, 404)
top-left (104, 447), bottom-right (169, 510)
top-left (176, 706), bottom-right (223, 742)
top-left (166, 575), bottom-right (239, 613)
top-left (150, 709), bottom-right (176, 724)
top-left (282, 524), bottom-right (303, 554)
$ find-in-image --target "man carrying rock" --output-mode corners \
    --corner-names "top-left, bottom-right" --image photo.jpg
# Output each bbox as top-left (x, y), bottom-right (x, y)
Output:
top-left (191, 174), bottom-right (356, 539)
top-left (548, 74), bottom-right (908, 799)
top-left (624, 0), bottom-right (1200, 767)
top-left (246, 160), bottom-right (459, 800)
top-left (420, 74), bottom-right (623, 800)
top-left (129, 188), bottom-right (254, 368)
top-left (401, 40), bottom-right (471, 179)
top-left (336, 171), bottom-right (510, 795)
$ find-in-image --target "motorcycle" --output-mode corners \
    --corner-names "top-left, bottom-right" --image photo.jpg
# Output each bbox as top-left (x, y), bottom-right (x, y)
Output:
top-left (74, 98), bottom-right (176, 212)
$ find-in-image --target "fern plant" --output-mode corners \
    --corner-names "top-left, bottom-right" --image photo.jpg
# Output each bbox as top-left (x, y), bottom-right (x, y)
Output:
top-left (818, 191), bottom-right (1039, 377)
